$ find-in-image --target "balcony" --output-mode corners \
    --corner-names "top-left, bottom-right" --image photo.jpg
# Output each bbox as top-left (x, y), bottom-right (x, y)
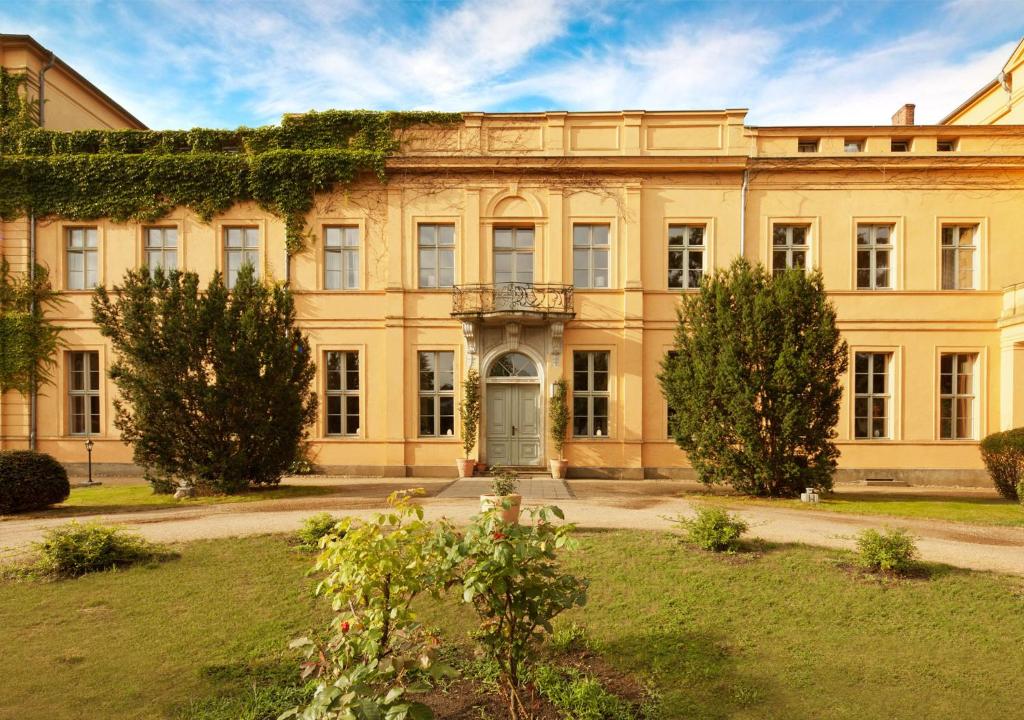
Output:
top-left (451, 283), bottom-right (575, 322)
top-left (1002, 282), bottom-right (1024, 324)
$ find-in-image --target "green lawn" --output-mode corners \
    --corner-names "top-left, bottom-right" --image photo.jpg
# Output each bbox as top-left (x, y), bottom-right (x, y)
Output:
top-left (689, 490), bottom-right (1024, 527)
top-left (2, 531), bottom-right (1024, 719)
top-left (13, 482), bottom-right (348, 518)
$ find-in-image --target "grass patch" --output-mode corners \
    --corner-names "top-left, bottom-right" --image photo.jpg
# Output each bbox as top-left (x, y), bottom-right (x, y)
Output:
top-left (0, 482), bottom-right (349, 518)
top-left (689, 490), bottom-right (1024, 526)
top-left (2, 531), bottom-right (1024, 719)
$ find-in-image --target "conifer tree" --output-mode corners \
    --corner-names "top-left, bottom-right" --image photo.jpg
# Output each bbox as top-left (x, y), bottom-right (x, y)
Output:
top-left (659, 258), bottom-right (847, 497)
top-left (93, 265), bottom-right (317, 493)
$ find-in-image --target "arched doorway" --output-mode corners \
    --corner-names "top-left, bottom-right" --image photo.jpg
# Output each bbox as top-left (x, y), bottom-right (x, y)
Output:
top-left (484, 351), bottom-right (542, 467)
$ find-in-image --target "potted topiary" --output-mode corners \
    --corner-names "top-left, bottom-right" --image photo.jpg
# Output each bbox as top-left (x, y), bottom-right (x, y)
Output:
top-left (457, 369), bottom-right (481, 478)
top-left (480, 469), bottom-right (521, 524)
top-left (548, 378), bottom-right (569, 479)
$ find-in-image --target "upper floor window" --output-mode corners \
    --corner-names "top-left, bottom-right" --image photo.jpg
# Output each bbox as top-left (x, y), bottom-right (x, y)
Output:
top-left (144, 227), bottom-right (178, 274)
top-left (856, 224), bottom-right (893, 290)
top-left (772, 225), bottom-right (809, 276)
top-left (940, 225), bottom-right (977, 290)
top-left (325, 350), bottom-right (360, 436)
top-left (572, 224), bottom-right (610, 289)
top-left (224, 227), bottom-right (259, 289)
top-left (324, 226), bottom-right (360, 290)
top-left (572, 350), bottom-right (609, 438)
top-left (937, 139), bottom-right (958, 152)
top-left (844, 139), bottom-right (865, 153)
top-left (797, 139), bottom-right (819, 153)
top-left (494, 227), bottom-right (534, 285)
top-left (940, 353), bottom-right (975, 439)
top-left (68, 350), bottom-right (100, 435)
top-left (668, 224), bottom-right (704, 289)
top-left (418, 223), bottom-right (455, 289)
top-left (891, 139), bottom-right (910, 152)
top-left (418, 351), bottom-right (455, 437)
top-left (854, 352), bottom-right (890, 439)
top-left (66, 227), bottom-right (98, 290)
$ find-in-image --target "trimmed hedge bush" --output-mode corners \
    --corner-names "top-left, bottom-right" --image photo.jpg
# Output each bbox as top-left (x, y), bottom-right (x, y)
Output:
top-left (36, 522), bottom-right (156, 577)
top-left (0, 450), bottom-right (69, 514)
top-left (855, 528), bottom-right (918, 575)
top-left (676, 507), bottom-right (748, 552)
top-left (980, 428), bottom-right (1024, 501)
top-left (296, 512), bottom-right (341, 549)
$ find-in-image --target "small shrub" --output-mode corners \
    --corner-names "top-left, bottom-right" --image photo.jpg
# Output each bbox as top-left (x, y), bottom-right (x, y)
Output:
top-left (550, 622), bottom-right (588, 654)
top-left (36, 521), bottom-right (156, 577)
top-left (531, 665), bottom-right (639, 720)
top-left (296, 512), bottom-right (340, 549)
top-left (980, 428), bottom-right (1024, 501)
top-left (676, 507), bottom-right (748, 552)
top-left (855, 528), bottom-right (918, 575)
top-left (491, 468), bottom-right (519, 496)
top-left (0, 450), bottom-right (69, 514)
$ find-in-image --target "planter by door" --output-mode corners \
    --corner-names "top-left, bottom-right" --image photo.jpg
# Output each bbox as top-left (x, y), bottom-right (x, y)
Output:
top-left (549, 458), bottom-right (568, 479)
top-left (480, 493), bottom-right (522, 524)
top-left (456, 458), bottom-right (475, 478)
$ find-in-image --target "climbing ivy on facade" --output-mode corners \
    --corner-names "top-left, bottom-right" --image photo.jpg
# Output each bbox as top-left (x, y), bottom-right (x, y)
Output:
top-left (0, 109), bottom-right (462, 254)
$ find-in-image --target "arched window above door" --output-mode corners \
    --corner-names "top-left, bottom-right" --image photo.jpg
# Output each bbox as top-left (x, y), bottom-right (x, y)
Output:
top-left (488, 352), bottom-right (538, 378)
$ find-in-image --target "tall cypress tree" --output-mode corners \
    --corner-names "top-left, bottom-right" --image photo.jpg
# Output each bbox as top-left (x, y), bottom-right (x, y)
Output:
top-left (659, 258), bottom-right (847, 497)
top-left (93, 265), bottom-right (317, 493)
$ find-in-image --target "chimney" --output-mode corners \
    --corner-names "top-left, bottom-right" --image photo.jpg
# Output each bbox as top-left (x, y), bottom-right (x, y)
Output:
top-left (891, 103), bottom-right (915, 126)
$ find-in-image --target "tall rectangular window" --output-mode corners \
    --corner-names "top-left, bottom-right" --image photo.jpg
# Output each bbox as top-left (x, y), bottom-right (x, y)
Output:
top-left (668, 225), bottom-right (704, 289)
top-left (418, 351), bottom-right (454, 437)
top-left (418, 224), bottom-right (455, 288)
top-left (325, 351), bottom-right (360, 436)
top-left (224, 227), bottom-right (259, 289)
top-left (772, 225), bottom-right (809, 276)
top-left (66, 227), bottom-right (98, 289)
top-left (493, 227), bottom-right (534, 285)
top-left (854, 352), bottom-right (890, 439)
top-left (572, 224), bottom-right (610, 289)
top-left (144, 227), bottom-right (178, 274)
top-left (940, 353), bottom-right (975, 439)
top-left (572, 351), bottom-right (609, 438)
top-left (68, 350), bottom-right (100, 435)
top-left (856, 224), bottom-right (893, 290)
top-left (941, 225), bottom-right (976, 290)
top-left (324, 226), bottom-right (360, 290)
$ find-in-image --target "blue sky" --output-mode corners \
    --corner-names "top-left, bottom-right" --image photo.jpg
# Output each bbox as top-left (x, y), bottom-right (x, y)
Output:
top-left (4, 0), bottom-right (1023, 130)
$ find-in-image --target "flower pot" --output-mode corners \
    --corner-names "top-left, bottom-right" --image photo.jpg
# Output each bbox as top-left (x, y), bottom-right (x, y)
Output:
top-left (475, 462), bottom-right (487, 475)
top-left (549, 458), bottom-right (568, 479)
top-left (480, 493), bottom-right (522, 524)
top-left (456, 458), bottom-right (476, 478)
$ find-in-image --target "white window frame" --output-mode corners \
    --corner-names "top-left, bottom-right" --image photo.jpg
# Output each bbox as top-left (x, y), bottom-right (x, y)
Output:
top-left (667, 224), bottom-right (705, 289)
top-left (572, 223), bottom-right (610, 289)
top-left (66, 227), bottom-right (98, 290)
top-left (68, 350), bottom-right (100, 436)
top-left (418, 350), bottom-right (455, 437)
top-left (939, 353), bottom-right (976, 440)
top-left (856, 224), bottom-right (894, 290)
top-left (324, 226), bottom-right (360, 290)
top-left (144, 226), bottom-right (178, 274)
top-left (844, 139), bottom-right (865, 153)
top-left (493, 226), bottom-right (534, 285)
top-left (224, 226), bottom-right (260, 289)
top-left (417, 223), bottom-right (456, 289)
top-left (572, 350), bottom-right (610, 438)
top-left (772, 225), bottom-right (810, 276)
top-left (325, 350), bottom-right (360, 437)
top-left (854, 352), bottom-right (891, 439)
top-left (940, 225), bottom-right (977, 290)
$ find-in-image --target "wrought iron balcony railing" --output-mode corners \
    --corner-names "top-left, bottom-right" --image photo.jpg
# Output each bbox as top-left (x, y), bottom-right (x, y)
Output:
top-left (451, 283), bottom-right (575, 320)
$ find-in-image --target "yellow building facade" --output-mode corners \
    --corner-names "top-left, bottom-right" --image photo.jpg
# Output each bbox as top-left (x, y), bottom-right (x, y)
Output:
top-left (3, 37), bottom-right (1024, 485)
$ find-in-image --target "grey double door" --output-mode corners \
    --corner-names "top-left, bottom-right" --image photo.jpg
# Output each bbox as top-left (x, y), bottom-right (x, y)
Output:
top-left (486, 383), bottom-right (541, 466)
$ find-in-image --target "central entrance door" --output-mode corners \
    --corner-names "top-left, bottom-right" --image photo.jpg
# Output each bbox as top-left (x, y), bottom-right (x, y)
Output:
top-left (485, 352), bottom-right (542, 467)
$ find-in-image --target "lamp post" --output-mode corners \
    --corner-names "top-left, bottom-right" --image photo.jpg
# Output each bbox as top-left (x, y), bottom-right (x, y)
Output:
top-left (84, 437), bottom-right (94, 486)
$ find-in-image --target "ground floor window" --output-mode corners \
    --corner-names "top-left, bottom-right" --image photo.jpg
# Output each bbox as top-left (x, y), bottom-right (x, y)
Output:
top-left (854, 352), bottom-right (890, 439)
top-left (325, 350), bottom-right (360, 436)
top-left (572, 351), bottom-right (609, 438)
top-left (940, 353), bottom-right (976, 439)
top-left (418, 351), bottom-right (455, 436)
top-left (68, 350), bottom-right (100, 435)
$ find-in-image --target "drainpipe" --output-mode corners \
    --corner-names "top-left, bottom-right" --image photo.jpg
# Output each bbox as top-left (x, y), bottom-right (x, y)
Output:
top-left (37, 50), bottom-right (56, 127)
top-left (739, 168), bottom-right (749, 258)
top-left (28, 213), bottom-right (37, 451)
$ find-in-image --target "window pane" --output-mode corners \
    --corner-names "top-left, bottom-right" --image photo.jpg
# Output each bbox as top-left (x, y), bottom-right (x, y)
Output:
top-left (955, 399), bottom-right (972, 438)
top-left (325, 227), bottom-right (342, 247)
top-left (439, 397), bottom-right (455, 436)
top-left (88, 353), bottom-right (100, 390)
top-left (226, 228), bottom-right (242, 248)
top-left (791, 250), bottom-right (806, 269)
top-left (515, 228), bottom-right (534, 248)
top-left (438, 225), bottom-right (455, 246)
top-left (573, 225), bottom-right (590, 246)
top-left (592, 225), bottom-right (609, 246)
top-left (957, 248), bottom-right (974, 289)
top-left (85, 251), bottom-right (98, 288)
top-left (418, 224), bottom-right (436, 246)
top-left (668, 227), bottom-right (685, 247)
top-left (420, 396), bottom-right (435, 435)
top-left (687, 226), bottom-right (704, 246)
top-left (573, 267), bottom-right (590, 288)
top-left (438, 352), bottom-right (454, 391)
top-left (772, 251), bottom-right (787, 271)
top-left (593, 352), bottom-right (608, 373)
top-left (941, 227), bottom-right (954, 246)
top-left (572, 398), bottom-right (589, 436)
top-left (515, 252), bottom-right (533, 282)
top-left (792, 227), bottom-right (807, 244)
top-left (494, 228), bottom-right (513, 248)
top-left (344, 249), bottom-right (359, 289)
